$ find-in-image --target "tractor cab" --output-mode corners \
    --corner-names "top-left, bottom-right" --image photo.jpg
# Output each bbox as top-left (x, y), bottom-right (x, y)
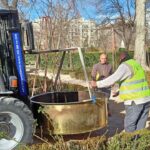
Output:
top-left (0, 9), bottom-right (35, 106)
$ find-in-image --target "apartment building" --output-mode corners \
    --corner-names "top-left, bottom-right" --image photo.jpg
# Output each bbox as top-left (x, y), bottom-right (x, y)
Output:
top-left (32, 17), bottom-right (133, 51)
top-left (32, 17), bottom-right (97, 49)
top-left (68, 18), bottom-right (96, 47)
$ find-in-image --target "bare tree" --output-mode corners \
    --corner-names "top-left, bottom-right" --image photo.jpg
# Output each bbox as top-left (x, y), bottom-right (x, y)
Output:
top-left (33, 0), bottom-right (79, 50)
top-left (134, 0), bottom-right (148, 68)
top-left (90, 0), bottom-right (135, 51)
top-left (95, 25), bottom-right (112, 52)
top-left (31, 0), bottom-right (79, 93)
top-left (0, 0), bottom-right (28, 9)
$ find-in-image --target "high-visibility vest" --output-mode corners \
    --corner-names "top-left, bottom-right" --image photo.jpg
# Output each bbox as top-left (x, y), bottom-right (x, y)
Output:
top-left (119, 59), bottom-right (150, 101)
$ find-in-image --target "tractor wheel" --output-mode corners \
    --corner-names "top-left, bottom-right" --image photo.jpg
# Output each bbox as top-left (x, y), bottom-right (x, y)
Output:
top-left (0, 97), bottom-right (34, 150)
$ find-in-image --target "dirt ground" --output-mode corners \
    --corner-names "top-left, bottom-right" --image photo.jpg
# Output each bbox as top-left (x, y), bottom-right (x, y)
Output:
top-left (93, 100), bottom-right (125, 137)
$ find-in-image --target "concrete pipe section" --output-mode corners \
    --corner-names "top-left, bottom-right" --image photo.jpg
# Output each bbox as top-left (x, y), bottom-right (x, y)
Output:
top-left (31, 91), bottom-right (108, 135)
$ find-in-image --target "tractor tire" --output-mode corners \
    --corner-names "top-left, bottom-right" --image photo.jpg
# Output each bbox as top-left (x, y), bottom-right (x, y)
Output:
top-left (0, 97), bottom-right (34, 150)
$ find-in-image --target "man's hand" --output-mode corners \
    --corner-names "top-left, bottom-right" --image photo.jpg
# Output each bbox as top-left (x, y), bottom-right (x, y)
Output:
top-left (112, 91), bottom-right (119, 97)
top-left (90, 80), bottom-right (97, 88)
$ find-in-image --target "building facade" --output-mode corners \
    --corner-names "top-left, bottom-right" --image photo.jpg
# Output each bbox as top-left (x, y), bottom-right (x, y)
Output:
top-left (32, 17), bottom-right (134, 51)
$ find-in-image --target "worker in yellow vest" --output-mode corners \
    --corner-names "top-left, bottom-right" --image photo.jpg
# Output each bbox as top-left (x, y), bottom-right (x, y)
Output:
top-left (91, 51), bottom-right (150, 132)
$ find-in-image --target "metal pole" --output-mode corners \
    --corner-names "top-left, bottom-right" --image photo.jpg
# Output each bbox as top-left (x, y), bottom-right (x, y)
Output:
top-left (78, 47), bottom-right (92, 99)
top-left (53, 51), bottom-right (66, 91)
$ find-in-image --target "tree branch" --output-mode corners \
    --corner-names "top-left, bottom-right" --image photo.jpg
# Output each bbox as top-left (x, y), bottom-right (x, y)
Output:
top-left (0, 0), bottom-right (9, 9)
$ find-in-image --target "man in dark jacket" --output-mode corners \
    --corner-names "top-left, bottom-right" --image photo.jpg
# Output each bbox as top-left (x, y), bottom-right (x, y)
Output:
top-left (91, 53), bottom-right (113, 116)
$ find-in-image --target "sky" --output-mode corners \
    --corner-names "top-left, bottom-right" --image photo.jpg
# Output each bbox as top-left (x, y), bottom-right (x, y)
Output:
top-left (77, 1), bottom-right (97, 20)
top-left (19, 0), bottom-right (98, 21)
top-left (18, 0), bottom-right (139, 24)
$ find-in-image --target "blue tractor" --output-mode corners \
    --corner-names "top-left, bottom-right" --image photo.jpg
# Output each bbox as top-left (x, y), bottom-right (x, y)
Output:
top-left (0, 9), bottom-right (34, 150)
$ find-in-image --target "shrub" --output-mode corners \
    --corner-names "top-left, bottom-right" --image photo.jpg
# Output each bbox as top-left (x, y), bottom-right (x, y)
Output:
top-left (2, 129), bottom-right (150, 150)
top-left (20, 136), bottom-right (107, 150)
top-left (107, 129), bottom-right (150, 150)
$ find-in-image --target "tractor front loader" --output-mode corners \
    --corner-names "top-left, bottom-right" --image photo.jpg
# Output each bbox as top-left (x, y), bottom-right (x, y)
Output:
top-left (0, 10), bottom-right (34, 150)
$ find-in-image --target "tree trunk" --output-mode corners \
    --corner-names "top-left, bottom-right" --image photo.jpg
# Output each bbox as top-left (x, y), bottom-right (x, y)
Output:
top-left (134, 0), bottom-right (148, 69)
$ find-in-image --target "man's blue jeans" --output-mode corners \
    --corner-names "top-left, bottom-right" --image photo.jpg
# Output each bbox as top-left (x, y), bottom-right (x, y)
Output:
top-left (124, 101), bottom-right (150, 132)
